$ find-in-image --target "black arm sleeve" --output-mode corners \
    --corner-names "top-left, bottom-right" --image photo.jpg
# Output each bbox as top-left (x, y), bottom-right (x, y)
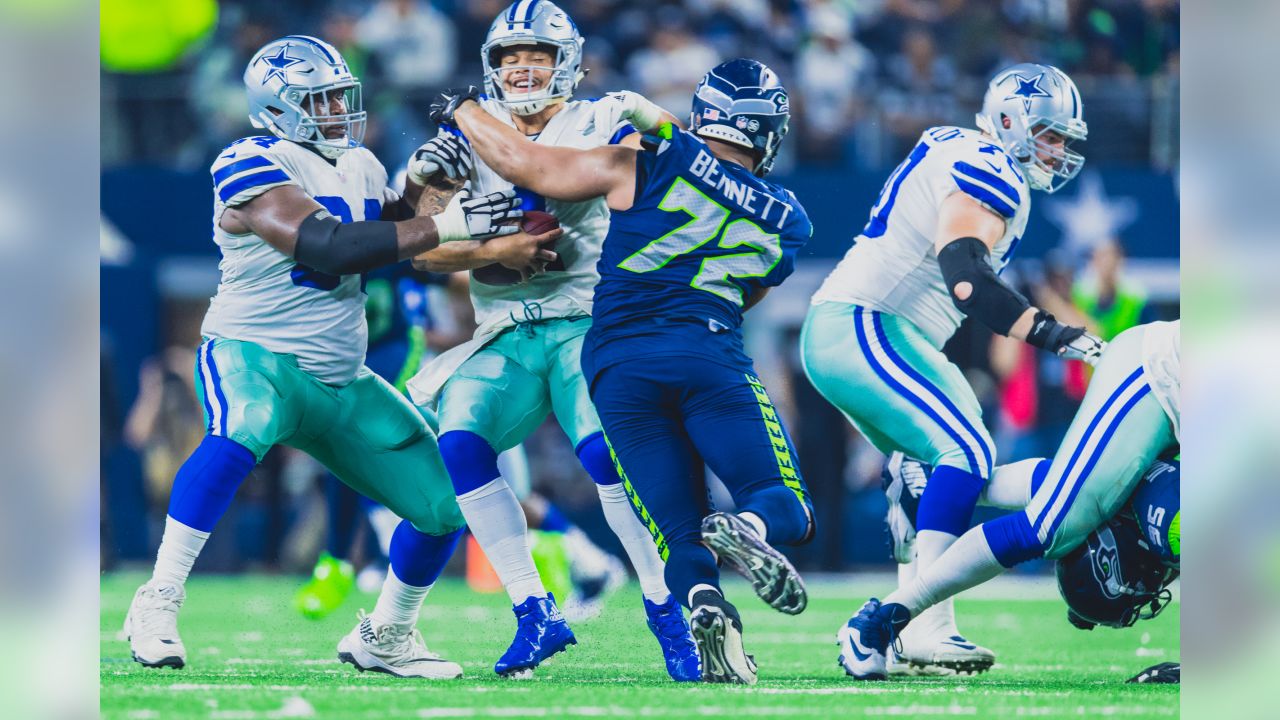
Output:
top-left (936, 236), bottom-right (1030, 336)
top-left (294, 211), bottom-right (400, 276)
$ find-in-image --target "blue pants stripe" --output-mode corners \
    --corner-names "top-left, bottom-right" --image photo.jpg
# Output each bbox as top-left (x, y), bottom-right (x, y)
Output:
top-left (1031, 366), bottom-right (1145, 534)
top-left (1043, 383), bottom-right (1152, 541)
top-left (852, 307), bottom-right (983, 476)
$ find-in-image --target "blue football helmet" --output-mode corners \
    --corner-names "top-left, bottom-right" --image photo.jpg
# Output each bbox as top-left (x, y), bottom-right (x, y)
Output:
top-left (1056, 514), bottom-right (1178, 629)
top-left (975, 63), bottom-right (1086, 193)
top-left (689, 58), bottom-right (790, 177)
top-left (244, 35), bottom-right (366, 157)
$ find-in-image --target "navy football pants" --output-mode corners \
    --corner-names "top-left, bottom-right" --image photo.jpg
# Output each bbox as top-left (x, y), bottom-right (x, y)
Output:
top-left (590, 355), bottom-right (814, 608)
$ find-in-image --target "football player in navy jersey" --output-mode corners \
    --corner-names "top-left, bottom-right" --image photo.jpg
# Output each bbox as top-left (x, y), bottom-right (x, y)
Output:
top-left (430, 58), bottom-right (815, 684)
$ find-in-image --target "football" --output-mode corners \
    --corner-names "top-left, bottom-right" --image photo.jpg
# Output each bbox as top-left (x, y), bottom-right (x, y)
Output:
top-left (472, 210), bottom-right (562, 286)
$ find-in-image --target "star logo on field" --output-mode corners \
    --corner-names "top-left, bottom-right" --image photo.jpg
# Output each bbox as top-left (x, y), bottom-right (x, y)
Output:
top-left (259, 45), bottom-right (303, 86)
top-left (1006, 73), bottom-right (1051, 113)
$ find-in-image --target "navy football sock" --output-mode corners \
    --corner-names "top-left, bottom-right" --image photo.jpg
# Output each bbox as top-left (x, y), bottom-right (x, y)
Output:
top-left (167, 435), bottom-right (257, 533)
top-left (916, 465), bottom-right (985, 536)
top-left (664, 542), bottom-right (721, 610)
top-left (388, 521), bottom-right (464, 587)
top-left (738, 484), bottom-right (812, 545)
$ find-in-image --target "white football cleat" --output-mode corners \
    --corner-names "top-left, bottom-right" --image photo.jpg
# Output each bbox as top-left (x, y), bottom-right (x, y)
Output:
top-left (337, 611), bottom-right (463, 679)
top-left (882, 452), bottom-right (929, 564)
top-left (894, 625), bottom-right (996, 676)
top-left (124, 581), bottom-right (187, 669)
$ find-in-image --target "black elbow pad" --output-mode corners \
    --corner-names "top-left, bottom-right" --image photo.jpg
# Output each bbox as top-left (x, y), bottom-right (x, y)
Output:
top-left (936, 236), bottom-right (1030, 336)
top-left (295, 211), bottom-right (399, 276)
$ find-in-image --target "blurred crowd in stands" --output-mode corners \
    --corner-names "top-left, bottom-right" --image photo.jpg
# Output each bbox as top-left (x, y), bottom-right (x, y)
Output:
top-left (102, 0), bottom-right (1179, 172)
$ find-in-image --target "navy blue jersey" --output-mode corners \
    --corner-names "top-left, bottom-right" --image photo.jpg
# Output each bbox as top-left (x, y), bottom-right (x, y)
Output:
top-left (1128, 458), bottom-right (1179, 568)
top-left (584, 124), bottom-right (811, 377)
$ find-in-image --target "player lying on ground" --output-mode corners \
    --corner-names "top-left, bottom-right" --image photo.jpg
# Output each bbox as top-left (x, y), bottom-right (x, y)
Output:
top-left (800, 62), bottom-right (1103, 675)
top-left (404, 1), bottom-right (698, 680)
top-left (838, 320), bottom-right (1179, 680)
top-left (123, 35), bottom-right (559, 679)
top-left (431, 56), bottom-right (816, 685)
top-left (884, 450), bottom-right (1180, 679)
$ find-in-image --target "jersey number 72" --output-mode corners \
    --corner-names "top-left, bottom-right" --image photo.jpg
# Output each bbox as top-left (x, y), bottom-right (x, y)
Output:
top-left (617, 177), bottom-right (781, 306)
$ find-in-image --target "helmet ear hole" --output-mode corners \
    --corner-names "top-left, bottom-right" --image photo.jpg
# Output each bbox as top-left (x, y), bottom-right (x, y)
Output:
top-left (1001, 114), bottom-right (1012, 130)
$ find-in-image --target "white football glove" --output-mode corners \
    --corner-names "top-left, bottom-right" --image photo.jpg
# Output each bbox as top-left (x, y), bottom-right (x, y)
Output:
top-left (1057, 331), bottom-right (1107, 366)
top-left (578, 91), bottom-right (667, 137)
top-left (408, 135), bottom-right (472, 185)
top-left (431, 188), bottom-right (522, 243)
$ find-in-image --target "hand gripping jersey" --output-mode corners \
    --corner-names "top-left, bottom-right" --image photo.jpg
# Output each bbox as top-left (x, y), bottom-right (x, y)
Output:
top-left (202, 136), bottom-right (394, 385)
top-left (458, 96), bottom-right (637, 336)
top-left (583, 123), bottom-right (811, 376)
top-left (1141, 320), bottom-right (1180, 442)
top-left (812, 126), bottom-right (1032, 349)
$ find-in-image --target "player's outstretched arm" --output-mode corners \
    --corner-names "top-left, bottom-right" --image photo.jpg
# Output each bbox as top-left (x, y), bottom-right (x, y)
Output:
top-left (219, 182), bottom-right (528, 276)
top-left (933, 192), bottom-right (1104, 364)
top-left (434, 89), bottom-right (638, 210)
top-left (411, 179), bottom-right (561, 275)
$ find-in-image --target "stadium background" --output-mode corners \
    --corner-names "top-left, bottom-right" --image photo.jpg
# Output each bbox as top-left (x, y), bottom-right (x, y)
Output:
top-left (99, 0), bottom-right (1179, 579)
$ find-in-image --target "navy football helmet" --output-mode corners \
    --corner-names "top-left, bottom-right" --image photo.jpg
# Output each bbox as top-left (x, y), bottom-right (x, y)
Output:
top-left (689, 58), bottom-right (790, 177)
top-left (1056, 515), bottom-right (1178, 630)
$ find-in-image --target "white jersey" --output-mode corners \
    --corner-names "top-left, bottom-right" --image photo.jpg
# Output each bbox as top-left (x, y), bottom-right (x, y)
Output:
top-left (202, 136), bottom-right (393, 386)
top-left (1141, 320), bottom-right (1180, 442)
top-left (812, 126), bottom-right (1032, 348)
top-left (461, 96), bottom-right (635, 337)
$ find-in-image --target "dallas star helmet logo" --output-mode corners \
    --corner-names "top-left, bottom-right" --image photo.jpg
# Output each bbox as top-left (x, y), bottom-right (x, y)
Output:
top-left (1006, 73), bottom-right (1052, 113)
top-left (259, 45), bottom-right (304, 86)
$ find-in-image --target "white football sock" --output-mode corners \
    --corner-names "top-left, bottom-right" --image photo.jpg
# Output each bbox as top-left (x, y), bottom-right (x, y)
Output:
top-left (910, 529), bottom-right (960, 636)
top-left (886, 526), bottom-right (1005, 617)
top-left (981, 458), bottom-right (1042, 510)
top-left (151, 516), bottom-right (210, 588)
top-left (737, 511), bottom-right (768, 541)
top-left (596, 483), bottom-right (670, 603)
top-left (457, 478), bottom-right (546, 605)
top-left (371, 567), bottom-right (431, 629)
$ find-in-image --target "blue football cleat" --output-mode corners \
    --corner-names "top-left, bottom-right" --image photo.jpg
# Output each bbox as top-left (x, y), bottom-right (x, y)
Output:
top-left (494, 593), bottom-right (577, 677)
top-left (643, 595), bottom-right (701, 682)
top-left (837, 598), bottom-right (911, 681)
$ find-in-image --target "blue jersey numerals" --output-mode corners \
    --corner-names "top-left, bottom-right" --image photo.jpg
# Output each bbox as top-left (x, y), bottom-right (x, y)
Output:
top-left (618, 177), bottom-right (781, 305)
top-left (862, 141), bottom-right (929, 239)
top-left (289, 196), bottom-right (375, 291)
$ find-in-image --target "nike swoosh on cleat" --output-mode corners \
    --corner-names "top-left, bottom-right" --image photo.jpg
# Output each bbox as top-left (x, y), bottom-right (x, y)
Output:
top-left (849, 638), bottom-right (874, 662)
top-left (942, 641), bottom-right (977, 650)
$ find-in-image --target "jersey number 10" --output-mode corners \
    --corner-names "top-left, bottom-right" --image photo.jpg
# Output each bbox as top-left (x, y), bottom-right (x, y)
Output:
top-left (617, 177), bottom-right (781, 306)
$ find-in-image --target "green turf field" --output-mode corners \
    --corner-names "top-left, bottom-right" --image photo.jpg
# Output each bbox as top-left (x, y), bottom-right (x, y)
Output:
top-left (101, 572), bottom-right (1178, 718)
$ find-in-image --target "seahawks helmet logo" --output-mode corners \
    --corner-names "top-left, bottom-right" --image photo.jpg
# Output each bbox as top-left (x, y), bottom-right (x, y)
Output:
top-left (1088, 527), bottom-right (1124, 600)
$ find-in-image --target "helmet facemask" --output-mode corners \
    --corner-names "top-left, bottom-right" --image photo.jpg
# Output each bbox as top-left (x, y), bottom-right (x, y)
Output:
top-left (254, 80), bottom-right (366, 158)
top-left (1022, 119), bottom-right (1086, 194)
top-left (482, 41), bottom-right (582, 116)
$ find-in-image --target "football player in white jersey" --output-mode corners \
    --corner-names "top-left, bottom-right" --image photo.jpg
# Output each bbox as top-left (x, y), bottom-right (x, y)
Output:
top-left (838, 321), bottom-right (1179, 680)
top-left (122, 35), bottom-right (559, 679)
top-left (403, 1), bottom-right (700, 680)
top-left (800, 63), bottom-right (1105, 675)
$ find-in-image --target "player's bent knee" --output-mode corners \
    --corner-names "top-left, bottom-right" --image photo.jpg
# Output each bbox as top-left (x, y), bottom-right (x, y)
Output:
top-left (405, 495), bottom-right (467, 536)
top-left (575, 432), bottom-right (620, 486)
top-left (438, 430), bottom-right (501, 496)
top-left (982, 511), bottom-right (1048, 568)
